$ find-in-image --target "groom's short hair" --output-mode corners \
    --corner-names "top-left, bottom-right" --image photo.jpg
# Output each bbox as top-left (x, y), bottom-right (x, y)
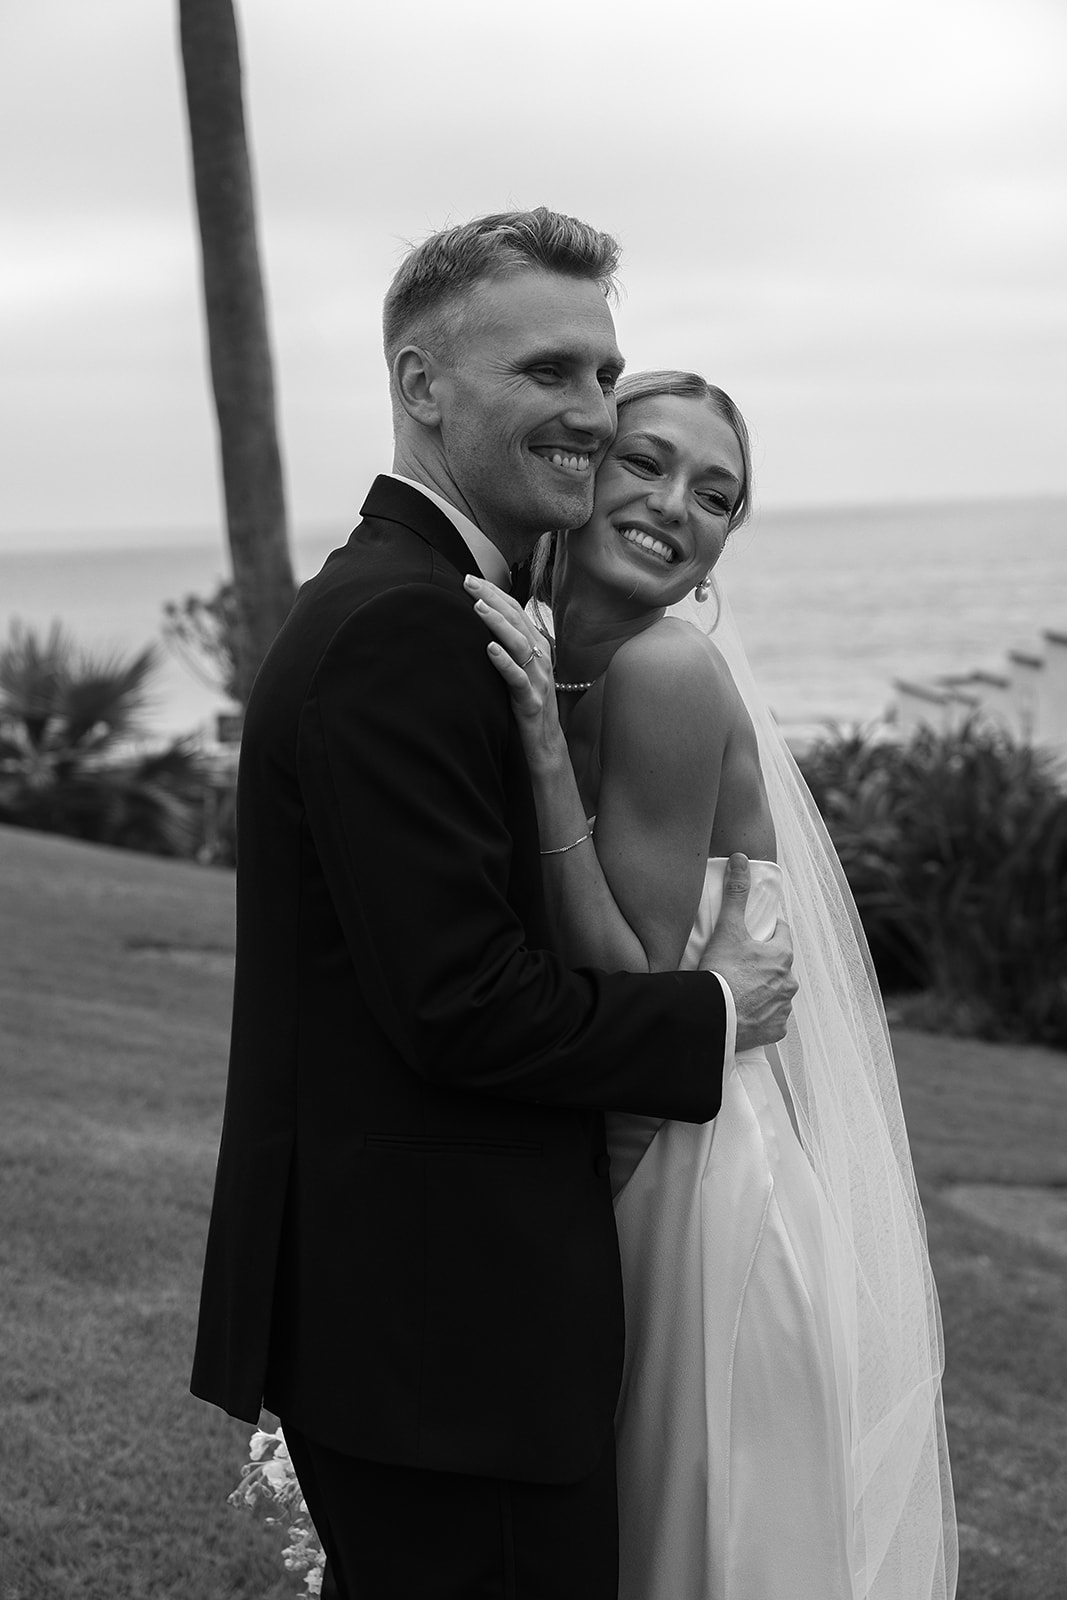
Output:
top-left (382, 207), bottom-right (621, 373)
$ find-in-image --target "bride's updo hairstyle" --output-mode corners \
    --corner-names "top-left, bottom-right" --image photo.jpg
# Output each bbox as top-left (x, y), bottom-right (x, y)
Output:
top-left (529, 369), bottom-right (754, 602)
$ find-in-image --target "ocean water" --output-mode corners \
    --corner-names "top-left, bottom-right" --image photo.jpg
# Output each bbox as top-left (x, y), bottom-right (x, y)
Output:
top-left (721, 495), bottom-right (1067, 740)
top-left (1, 497), bottom-right (1064, 744)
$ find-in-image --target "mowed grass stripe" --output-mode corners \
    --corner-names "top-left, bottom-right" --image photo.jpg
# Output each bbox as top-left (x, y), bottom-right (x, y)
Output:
top-left (0, 823), bottom-right (1064, 1598)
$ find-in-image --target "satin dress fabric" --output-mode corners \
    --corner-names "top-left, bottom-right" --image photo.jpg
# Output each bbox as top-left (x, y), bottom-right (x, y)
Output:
top-left (607, 859), bottom-right (858, 1600)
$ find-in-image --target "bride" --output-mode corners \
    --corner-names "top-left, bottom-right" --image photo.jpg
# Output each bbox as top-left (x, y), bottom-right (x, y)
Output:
top-left (467, 371), bottom-right (957, 1599)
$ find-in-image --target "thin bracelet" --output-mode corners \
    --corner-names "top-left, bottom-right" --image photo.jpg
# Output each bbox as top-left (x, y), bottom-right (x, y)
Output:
top-left (539, 831), bottom-right (592, 857)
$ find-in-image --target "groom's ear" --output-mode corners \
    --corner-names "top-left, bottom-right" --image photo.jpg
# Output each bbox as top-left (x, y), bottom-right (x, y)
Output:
top-left (393, 346), bottom-right (443, 428)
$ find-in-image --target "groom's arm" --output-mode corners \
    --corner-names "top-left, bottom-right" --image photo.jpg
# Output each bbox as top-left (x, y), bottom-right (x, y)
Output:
top-left (299, 580), bottom-right (727, 1125)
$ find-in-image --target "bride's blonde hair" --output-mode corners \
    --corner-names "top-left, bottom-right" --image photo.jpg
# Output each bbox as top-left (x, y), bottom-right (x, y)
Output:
top-left (529, 369), bottom-right (753, 602)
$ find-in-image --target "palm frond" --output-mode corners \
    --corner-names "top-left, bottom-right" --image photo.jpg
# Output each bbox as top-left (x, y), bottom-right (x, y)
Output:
top-left (63, 644), bottom-right (160, 746)
top-left (0, 619), bottom-right (71, 721)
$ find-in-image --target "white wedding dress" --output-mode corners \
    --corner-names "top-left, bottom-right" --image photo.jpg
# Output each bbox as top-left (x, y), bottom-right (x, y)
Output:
top-left (548, 585), bottom-right (954, 1598)
top-left (607, 858), bottom-right (858, 1600)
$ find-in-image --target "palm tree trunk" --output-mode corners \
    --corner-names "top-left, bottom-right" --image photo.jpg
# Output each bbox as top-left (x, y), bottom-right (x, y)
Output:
top-left (178, 0), bottom-right (295, 707)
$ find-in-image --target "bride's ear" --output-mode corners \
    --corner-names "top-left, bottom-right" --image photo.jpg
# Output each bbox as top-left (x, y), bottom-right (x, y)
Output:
top-left (393, 346), bottom-right (442, 427)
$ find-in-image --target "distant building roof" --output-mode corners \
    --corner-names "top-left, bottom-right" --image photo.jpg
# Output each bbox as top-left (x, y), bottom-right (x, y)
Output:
top-left (966, 670), bottom-right (1011, 688)
top-left (893, 679), bottom-right (950, 704)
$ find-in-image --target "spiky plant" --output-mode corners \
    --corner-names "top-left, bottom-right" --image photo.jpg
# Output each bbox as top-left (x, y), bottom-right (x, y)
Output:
top-left (0, 621), bottom-right (205, 857)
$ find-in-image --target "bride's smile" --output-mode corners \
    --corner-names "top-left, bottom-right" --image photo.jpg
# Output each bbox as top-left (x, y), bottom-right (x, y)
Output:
top-left (616, 525), bottom-right (679, 563)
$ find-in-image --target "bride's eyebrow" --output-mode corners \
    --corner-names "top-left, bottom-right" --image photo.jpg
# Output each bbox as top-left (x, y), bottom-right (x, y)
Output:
top-left (617, 430), bottom-right (674, 454)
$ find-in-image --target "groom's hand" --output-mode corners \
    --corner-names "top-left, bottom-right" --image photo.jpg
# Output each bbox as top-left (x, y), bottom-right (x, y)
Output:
top-left (704, 854), bottom-right (797, 1053)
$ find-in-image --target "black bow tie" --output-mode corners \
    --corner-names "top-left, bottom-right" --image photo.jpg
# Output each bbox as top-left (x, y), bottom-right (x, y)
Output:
top-left (508, 560), bottom-right (532, 605)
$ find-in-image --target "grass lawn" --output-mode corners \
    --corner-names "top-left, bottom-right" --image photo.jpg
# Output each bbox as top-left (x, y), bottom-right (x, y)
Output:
top-left (1, 823), bottom-right (1064, 1599)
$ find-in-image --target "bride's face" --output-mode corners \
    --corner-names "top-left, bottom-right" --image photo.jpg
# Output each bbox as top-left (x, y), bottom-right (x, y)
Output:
top-left (560, 393), bottom-right (743, 610)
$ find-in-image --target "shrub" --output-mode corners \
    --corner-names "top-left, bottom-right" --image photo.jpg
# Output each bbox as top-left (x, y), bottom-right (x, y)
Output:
top-left (163, 581), bottom-right (242, 703)
top-left (0, 620), bottom-right (207, 857)
top-left (799, 718), bottom-right (1067, 1046)
top-left (799, 725), bottom-right (926, 991)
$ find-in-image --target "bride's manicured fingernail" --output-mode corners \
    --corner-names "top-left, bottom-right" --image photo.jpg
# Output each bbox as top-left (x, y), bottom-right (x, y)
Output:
top-left (474, 599), bottom-right (489, 612)
top-left (464, 574), bottom-right (480, 589)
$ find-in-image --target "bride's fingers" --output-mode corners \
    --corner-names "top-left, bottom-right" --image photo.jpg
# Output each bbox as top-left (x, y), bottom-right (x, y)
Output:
top-left (472, 597), bottom-right (544, 666)
top-left (463, 573), bottom-right (528, 627)
top-left (465, 576), bottom-right (553, 668)
top-left (486, 641), bottom-right (542, 700)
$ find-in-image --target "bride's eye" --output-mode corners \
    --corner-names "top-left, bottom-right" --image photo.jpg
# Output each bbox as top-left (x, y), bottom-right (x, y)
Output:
top-left (621, 453), bottom-right (660, 476)
top-left (696, 490), bottom-right (732, 514)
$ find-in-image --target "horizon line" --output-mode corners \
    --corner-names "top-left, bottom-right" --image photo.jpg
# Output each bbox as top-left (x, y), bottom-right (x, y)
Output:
top-left (1, 488), bottom-right (1065, 559)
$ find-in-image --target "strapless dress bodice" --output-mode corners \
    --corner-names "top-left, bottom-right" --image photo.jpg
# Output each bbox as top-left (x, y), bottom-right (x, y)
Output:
top-left (679, 856), bottom-right (782, 970)
top-left (582, 825), bottom-right (782, 962)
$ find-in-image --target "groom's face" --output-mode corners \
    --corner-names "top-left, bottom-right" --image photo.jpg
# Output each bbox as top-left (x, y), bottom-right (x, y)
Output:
top-left (431, 270), bottom-right (624, 552)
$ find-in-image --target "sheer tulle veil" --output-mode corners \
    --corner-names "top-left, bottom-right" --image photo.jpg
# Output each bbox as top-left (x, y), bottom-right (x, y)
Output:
top-left (670, 578), bottom-right (958, 1599)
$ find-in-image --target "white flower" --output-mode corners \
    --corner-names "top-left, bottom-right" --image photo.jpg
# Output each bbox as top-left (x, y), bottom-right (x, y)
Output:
top-left (249, 1427), bottom-right (280, 1461)
top-left (261, 1457), bottom-right (291, 1493)
top-left (232, 1423), bottom-right (325, 1596)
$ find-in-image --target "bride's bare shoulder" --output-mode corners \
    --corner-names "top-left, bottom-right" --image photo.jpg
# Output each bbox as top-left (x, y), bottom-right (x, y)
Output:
top-left (606, 616), bottom-right (741, 713)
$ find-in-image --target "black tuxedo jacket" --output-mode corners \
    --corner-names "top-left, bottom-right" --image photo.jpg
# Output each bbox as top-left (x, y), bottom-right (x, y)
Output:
top-left (191, 476), bottom-right (727, 1484)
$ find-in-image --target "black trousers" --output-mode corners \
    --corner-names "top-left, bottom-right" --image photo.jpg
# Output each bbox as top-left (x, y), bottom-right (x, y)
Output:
top-left (282, 1423), bottom-right (619, 1600)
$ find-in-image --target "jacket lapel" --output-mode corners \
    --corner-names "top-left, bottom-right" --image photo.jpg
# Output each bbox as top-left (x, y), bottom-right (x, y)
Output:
top-left (358, 475), bottom-right (482, 581)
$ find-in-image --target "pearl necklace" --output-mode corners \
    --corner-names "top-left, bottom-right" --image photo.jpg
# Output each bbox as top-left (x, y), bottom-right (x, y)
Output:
top-left (554, 678), bottom-right (597, 693)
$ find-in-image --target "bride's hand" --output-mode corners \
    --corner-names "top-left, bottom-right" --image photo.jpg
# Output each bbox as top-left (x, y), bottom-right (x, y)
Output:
top-left (464, 574), bottom-right (564, 772)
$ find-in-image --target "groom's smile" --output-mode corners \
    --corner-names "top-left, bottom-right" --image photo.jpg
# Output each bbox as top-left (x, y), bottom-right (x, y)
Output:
top-left (529, 448), bottom-right (593, 476)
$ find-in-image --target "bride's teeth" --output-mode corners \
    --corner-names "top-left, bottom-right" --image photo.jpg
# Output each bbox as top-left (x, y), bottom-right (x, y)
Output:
top-left (620, 527), bottom-right (674, 562)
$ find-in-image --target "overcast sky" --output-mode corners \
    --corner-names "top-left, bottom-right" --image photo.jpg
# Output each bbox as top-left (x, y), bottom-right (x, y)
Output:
top-left (2, 0), bottom-right (1064, 551)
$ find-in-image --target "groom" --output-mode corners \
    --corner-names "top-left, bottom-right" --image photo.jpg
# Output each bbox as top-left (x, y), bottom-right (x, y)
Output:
top-left (192, 207), bottom-right (796, 1599)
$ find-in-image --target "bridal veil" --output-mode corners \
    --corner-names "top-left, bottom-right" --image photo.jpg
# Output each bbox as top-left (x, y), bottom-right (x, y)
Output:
top-left (671, 579), bottom-right (958, 1600)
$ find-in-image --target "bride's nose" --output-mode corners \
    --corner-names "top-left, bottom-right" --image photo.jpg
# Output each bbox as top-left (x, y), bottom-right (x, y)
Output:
top-left (646, 475), bottom-right (688, 523)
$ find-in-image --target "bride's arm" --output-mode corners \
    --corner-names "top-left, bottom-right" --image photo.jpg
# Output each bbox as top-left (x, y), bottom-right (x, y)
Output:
top-left (468, 579), bottom-right (727, 973)
top-left (592, 627), bottom-right (728, 971)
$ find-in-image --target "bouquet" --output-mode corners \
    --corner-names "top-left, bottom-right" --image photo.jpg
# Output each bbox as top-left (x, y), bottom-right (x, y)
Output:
top-left (230, 1426), bottom-right (326, 1598)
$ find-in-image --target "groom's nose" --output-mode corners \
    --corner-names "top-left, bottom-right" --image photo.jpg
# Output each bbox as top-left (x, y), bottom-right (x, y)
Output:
top-left (560, 374), bottom-right (617, 444)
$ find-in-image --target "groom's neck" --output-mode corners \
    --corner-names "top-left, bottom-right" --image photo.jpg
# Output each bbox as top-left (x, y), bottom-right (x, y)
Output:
top-left (390, 441), bottom-right (531, 569)
top-left (392, 442), bottom-right (474, 525)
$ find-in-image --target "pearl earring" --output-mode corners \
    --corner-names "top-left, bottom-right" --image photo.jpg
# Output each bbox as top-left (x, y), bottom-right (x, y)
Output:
top-left (695, 577), bottom-right (712, 603)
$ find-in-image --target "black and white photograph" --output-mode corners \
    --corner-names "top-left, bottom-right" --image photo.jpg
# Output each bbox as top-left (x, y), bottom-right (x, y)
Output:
top-left (1, 2), bottom-right (1064, 1596)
